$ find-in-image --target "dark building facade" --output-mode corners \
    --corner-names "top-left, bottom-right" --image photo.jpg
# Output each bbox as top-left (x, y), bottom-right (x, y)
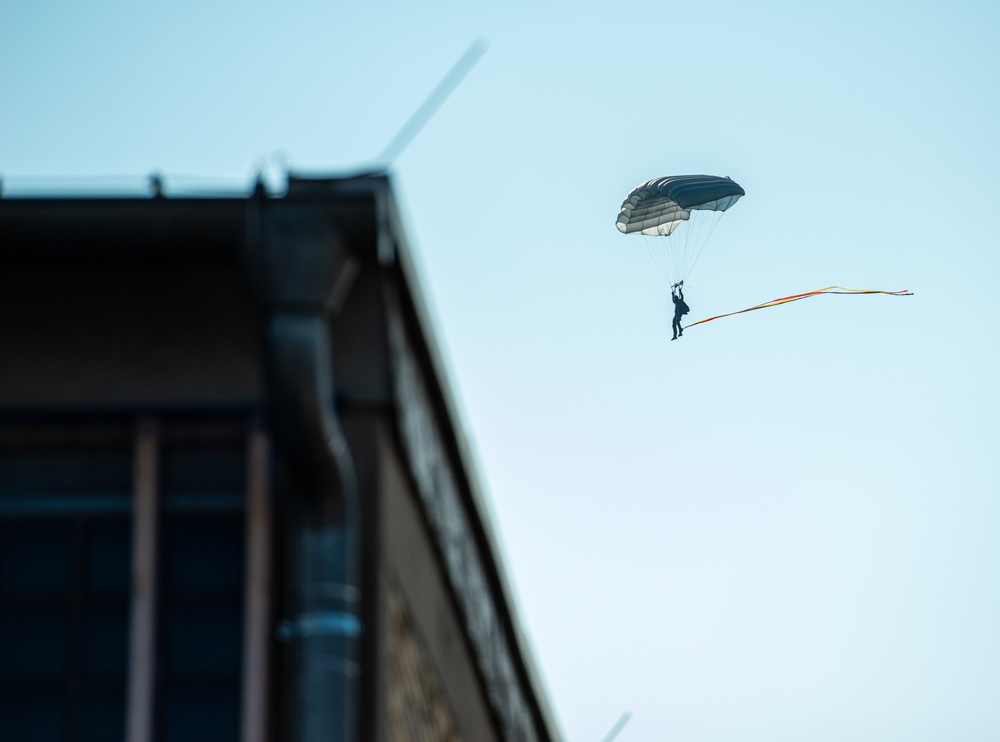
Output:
top-left (0, 174), bottom-right (560, 742)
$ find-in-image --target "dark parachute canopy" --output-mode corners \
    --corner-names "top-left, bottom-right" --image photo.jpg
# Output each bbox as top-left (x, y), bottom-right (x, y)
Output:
top-left (616, 175), bottom-right (745, 236)
top-left (616, 175), bottom-right (745, 284)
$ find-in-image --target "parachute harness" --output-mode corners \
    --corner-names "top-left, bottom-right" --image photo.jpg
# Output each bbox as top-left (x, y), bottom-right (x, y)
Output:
top-left (683, 286), bottom-right (914, 330)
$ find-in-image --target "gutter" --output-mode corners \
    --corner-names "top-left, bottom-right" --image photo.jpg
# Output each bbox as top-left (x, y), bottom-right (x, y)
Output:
top-left (243, 183), bottom-right (362, 742)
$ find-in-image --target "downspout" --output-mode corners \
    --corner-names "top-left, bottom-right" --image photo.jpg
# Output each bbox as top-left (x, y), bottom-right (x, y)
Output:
top-left (244, 184), bottom-right (362, 742)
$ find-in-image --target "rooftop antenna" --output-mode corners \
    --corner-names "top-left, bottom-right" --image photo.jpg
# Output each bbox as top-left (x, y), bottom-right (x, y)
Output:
top-left (600, 711), bottom-right (632, 742)
top-left (377, 37), bottom-right (488, 168)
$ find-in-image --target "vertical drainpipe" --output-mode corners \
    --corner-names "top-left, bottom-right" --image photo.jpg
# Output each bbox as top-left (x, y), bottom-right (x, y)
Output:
top-left (244, 184), bottom-right (362, 742)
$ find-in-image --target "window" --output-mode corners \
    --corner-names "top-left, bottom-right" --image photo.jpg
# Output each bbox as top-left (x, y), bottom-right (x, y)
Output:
top-left (0, 419), bottom-right (272, 742)
top-left (156, 439), bottom-right (247, 742)
top-left (0, 432), bottom-right (133, 742)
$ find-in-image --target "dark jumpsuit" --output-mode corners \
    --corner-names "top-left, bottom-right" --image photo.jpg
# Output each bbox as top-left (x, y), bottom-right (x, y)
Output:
top-left (672, 288), bottom-right (688, 339)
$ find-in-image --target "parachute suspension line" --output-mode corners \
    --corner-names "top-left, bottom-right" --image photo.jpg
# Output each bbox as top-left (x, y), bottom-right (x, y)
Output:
top-left (631, 235), bottom-right (671, 283)
top-left (665, 235), bottom-right (683, 285)
top-left (683, 286), bottom-right (914, 330)
top-left (682, 210), bottom-right (725, 282)
top-left (655, 241), bottom-right (674, 282)
top-left (674, 213), bottom-right (698, 281)
top-left (636, 238), bottom-right (658, 280)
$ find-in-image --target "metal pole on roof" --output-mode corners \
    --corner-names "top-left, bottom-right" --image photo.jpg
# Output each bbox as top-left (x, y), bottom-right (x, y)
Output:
top-left (377, 37), bottom-right (488, 167)
top-left (600, 711), bottom-right (632, 742)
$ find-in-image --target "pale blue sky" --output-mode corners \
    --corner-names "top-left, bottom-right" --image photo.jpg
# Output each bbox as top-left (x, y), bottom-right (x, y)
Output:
top-left (3, 1), bottom-right (999, 739)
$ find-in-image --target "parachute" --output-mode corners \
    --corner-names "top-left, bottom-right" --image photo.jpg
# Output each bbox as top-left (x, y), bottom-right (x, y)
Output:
top-left (616, 177), bottom-right (913, 334)
top-left (616, 174), bottom-right (744, 284)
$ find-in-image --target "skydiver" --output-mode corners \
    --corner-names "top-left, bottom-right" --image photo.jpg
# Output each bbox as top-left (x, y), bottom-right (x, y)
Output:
top-left (671, 281), bottom-right (689, 340)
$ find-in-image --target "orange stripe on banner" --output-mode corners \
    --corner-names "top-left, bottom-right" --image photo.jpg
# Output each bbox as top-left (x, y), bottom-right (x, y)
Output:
top-left (685, 286), bottom-right (913, 329)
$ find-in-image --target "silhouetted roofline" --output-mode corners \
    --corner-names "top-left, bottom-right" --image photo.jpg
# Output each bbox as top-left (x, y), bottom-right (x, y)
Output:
top-left (0, 172), bottom-right (562, 741)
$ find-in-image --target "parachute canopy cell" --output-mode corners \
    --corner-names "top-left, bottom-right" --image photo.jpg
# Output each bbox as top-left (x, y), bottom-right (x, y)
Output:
top-left (616, 175), bottom-right (745, 237)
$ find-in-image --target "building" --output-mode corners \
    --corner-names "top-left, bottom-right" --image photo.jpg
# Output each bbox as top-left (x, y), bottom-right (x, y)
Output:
top-left (0, 173), bottom-right (561, 742)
